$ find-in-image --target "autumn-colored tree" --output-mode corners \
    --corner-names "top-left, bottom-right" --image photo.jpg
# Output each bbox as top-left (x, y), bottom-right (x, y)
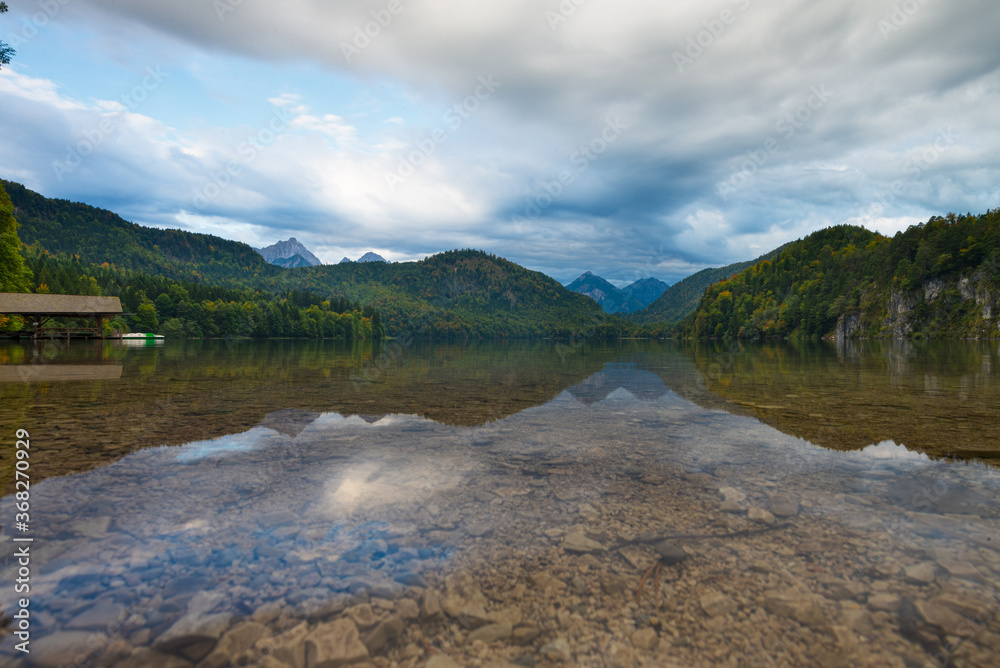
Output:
top-left (0, 183), bottom-right (33, 292)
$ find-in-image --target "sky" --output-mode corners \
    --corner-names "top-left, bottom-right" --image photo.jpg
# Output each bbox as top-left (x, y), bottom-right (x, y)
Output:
top-left (1, 0), bottom-right (998, 286)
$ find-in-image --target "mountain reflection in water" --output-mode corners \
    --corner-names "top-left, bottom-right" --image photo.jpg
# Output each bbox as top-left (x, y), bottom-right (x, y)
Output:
top-left (1, 339), bottom-right (1000, 666)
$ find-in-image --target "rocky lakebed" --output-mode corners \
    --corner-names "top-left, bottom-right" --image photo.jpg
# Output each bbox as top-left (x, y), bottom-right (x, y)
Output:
top-left (2, 382), bottom-right (999, 668)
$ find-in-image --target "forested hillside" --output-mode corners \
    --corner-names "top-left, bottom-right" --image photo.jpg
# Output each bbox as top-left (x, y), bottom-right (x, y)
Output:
top-left (3, 180), bottom-right (278, 284)
top-left (20, 249), bottom-right (383, 339)
top-left (630, 248), bottom-right (785, 325)
top-left (687, 212), bottom-right (1000, 339)
top-left (259, 249), bottom-right (629, 339)
top-left (3, 182), bottom-right (624, 339)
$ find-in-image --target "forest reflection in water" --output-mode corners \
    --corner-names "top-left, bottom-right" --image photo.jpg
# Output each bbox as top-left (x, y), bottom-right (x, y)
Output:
top-left (1, 339), bottom-right (1000, 666)
top-left (2, 338), bottom-right (1000, 494)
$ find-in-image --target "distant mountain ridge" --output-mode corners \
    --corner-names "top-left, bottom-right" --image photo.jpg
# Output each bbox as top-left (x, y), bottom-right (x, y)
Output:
top-left (256, 238), bottom-right (322, 267)
top-left (5, 182), bottom-right (623, 339)
top-left (630, 246), bottom-right (788, 324)
top-left (341, 252), bottom-right (389, 263)
top-left (566, 272), bottom-right (668, 313)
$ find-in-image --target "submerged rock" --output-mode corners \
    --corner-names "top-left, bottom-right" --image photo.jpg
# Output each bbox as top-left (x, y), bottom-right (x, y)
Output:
top-left (563, 532), bottom-right (605, 554)
top-left (441, 572), bottom-right (491, 627)
top-left (653, 541), bottom-right (688, 565)
top-left (305, 618), bottom-right (370, 667)
top-left (887, 478), bottom-right (997, 516)
top-left (767, 492), bottom-right (800, 517)
top-left (199, 621), bottom-right (269, 668)
top-left (28, 631), bottom-right (98, 668)
top-left (153, 612), bottom-right (233, 662)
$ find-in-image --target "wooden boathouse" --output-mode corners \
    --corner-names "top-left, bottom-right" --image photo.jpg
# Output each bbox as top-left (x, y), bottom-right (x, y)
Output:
top-left (0, 293), bottom-right (123, 339)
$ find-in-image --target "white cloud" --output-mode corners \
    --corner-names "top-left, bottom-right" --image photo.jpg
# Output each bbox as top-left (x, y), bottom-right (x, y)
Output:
top-left (0, 0), bottom-right (997, 281)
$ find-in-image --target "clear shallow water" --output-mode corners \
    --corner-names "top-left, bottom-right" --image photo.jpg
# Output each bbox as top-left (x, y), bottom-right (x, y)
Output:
top-left (1, 339), bottom-right (999, 667)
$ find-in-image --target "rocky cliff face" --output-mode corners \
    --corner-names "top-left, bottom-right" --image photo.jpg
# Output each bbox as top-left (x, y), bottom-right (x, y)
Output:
top-left (835, 271), bottom-right (999, 339)
top-left (256, 238), bottom-right (322, 267)
top-left (881, 291), bottom-right (919, 338)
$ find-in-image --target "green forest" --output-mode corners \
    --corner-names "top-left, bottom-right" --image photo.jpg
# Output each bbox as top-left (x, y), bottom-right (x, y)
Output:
top-left (686, 211), bottom-right (1000, 339)
top-left (6, 179), bottom-right (999, 342)
top-left (19, 249), bottom-right (384, 339)
top-left (629, 247), bottom-right (787, 326)
top-left (1, 182), bottom-right (625, 340)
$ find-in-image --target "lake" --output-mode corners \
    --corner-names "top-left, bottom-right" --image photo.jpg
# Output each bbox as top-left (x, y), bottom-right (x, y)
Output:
top-left (1, 338), bottom-right (999, 667)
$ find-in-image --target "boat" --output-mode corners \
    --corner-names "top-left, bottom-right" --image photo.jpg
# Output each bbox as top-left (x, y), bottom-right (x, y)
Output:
top-left (120, 332), bottom-right (165, 346)
top-left (121, 332), bottom-right (165, 339)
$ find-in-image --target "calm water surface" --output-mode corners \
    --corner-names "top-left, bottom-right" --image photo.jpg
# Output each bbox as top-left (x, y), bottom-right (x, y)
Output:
top-left (1, 339), bottom-right (998, 668)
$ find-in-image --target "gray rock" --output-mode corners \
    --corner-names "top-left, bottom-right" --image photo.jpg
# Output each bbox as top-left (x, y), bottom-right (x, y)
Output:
top-left (653, 541), bottom-right (688, 565)
top-left (362, 614), bottom-right (405, 653)
top-left (748, 507), bottom-right (776, 525)
top-left (396, 598), bottom-right (420, 620)
top-left (198, 621), bottom-right (269, 668)
top-left (867, 593), bottom-right (901, 612)
top-left (393, 571), bottom-right (428, 587)
top-left (718, 486), bottom-right (747, 503)
top-left (700, 591), bottom-right (737, 618)
top-left (421, 589), bottom-right (443, 619)
top-left (720, 500), bottom-right (745, 514)
top-left (305, 618), bottom-right (369, 668)
top-left (344, 604), bottom-right (378, 630)
top-left (903, 561), bottom-right (937, 585)
top-left (441, 572), bottom-right (491, 627)
top-left (601, 573), bottom-right (629, 595)
top-left (915, 600), bottom-right (967, 635)
top-left (64, 598), bottom-right (126, 630)
top-left (154, 612), bottom-right (233, 662)
top-left (562, 532), bottom-right (605, 554)
top-left (187, 591), bottom-right (226, 617)
top-left (467, 623), bottom-right (513, 644)
top-left (540, 637), bottom-right (572, 662)
top-left (252, 600), bottom-right (284, 625)
top-left (767, 492), bottom-right (800, 517)
top-left (426, 656), bottom-right (460, 668)
top-left (466, 521), bottom-right (494, 537)
top-left (632, 627), bottom-right (658, 651)
top-left (255, 621), bottom-right (308, 668)
top-left (26, 631), bottom-right (98, 668)
top-left (115, 649), bottom-right (194, 668)
top-left (935, 556), bottom-right (984, 583)
top-left (512, 625), bottom-right (542, 645)
top-left (932, 593), bottom-right (989, 619)
top-left (887, 477), bottom-right (996, 516)
top-left (764, 590), bottom-right (825, 626)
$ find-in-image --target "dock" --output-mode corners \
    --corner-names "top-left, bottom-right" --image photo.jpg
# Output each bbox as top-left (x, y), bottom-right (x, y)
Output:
top-left (0, 293), bottom-right (124, 339)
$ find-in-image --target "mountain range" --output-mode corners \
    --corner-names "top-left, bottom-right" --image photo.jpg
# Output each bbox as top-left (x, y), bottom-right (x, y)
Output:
top-left (629, 246), bottom-right (790, 324)
top-left (565, 272), bottom-right (669, 313)
top-left (341, 252), bottom-right (389, 263)
top-left (255, 238), bottom-right (322, 268)
top-left (7, 179), bottom-right (995, 341)
top-left (3, 182), bottom-right (617, 339)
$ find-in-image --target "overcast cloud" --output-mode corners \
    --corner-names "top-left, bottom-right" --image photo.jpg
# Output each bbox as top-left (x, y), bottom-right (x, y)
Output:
top-left (1, 0), bottom-right (998, 284)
